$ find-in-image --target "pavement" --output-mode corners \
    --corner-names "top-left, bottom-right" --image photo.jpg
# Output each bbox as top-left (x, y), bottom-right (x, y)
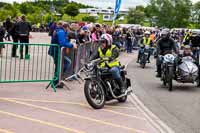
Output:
top-left (0, 33), bottom-right (164, 133)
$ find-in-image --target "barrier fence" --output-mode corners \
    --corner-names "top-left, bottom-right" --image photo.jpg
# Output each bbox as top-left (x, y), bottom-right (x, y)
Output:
top-left (61, 42), bottom-right (100, 81)
top-left (0, 42), bottom-right (60, 92)
top-left (0, 41), bottom-right (100, 92)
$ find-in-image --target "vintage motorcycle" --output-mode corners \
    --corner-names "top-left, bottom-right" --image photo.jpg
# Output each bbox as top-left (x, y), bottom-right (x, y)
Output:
top-left (139, 45), bottom-right (151, 68)
top-left (84, 58), bottom-right (132, 109)
top-left (160, 53), bottom-right (200, 91)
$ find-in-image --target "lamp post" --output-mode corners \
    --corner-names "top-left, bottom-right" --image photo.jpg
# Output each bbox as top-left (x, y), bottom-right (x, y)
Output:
top-left (50, 3), bottom-right (56, 22)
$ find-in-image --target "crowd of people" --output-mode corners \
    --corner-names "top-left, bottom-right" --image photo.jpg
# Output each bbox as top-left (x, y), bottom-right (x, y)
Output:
top-left (0, 15), bottom-right (31, 58)
top-left (1, 16), bottom-right (200, 88)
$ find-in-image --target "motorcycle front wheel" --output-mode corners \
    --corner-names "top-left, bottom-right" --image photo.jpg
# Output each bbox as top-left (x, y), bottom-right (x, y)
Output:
top-left (140, 54), bottom-right (146, 69)
top-left (84, 80), bottom-right (105, 109)
top-left (167, 66), bottom-right (173, 91)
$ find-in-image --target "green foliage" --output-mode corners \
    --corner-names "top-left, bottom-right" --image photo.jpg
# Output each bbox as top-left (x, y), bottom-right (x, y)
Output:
top-left (0, 1), bottom-right (89, 24)
top-left (64, 3), bottom-right (80, 18)
top-left (82, 16), bottom-right (97, 23)
top-left (127, 6), bottom-right (145, 24)
top-left (145, 0), bottom-right (192, 28)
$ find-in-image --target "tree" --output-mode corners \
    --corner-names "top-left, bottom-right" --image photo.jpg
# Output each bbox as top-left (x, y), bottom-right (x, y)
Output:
top-left (193, 1), bottom-right (200, 27)
top-left (64, 3), bottom-right (79, 18)
top-left (127, 7), bottom-right (145, 24)
top-left (144, 0), bottom-right (192, 28)
top-left (82, 16), bottom-right (96, 23)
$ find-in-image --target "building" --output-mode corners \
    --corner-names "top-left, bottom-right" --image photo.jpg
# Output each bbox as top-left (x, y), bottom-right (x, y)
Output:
top-left (79, 8), bottom-right (128, 15)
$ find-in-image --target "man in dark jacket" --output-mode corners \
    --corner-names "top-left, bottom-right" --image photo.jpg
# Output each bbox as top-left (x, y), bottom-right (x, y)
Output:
top-left (156, 30), bottom-right (178, 77)
top-left (3, 17), bottom-right (12, 41)
top-left (16, 15), bottom-right (32, 59)
top-left (0, 24), bottom-right (5, 57)
top-left (11, 16), bottom-right (20, 57)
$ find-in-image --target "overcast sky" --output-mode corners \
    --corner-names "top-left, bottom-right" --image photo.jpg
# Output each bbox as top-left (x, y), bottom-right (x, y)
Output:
top-left (1, 0), bottom-right (200, 9)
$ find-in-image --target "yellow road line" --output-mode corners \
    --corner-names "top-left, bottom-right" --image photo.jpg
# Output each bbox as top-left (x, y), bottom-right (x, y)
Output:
top-left (0, 98), bottom-right (147, 133)
top-left (0, 110), bottom-right (85, 133)
top-left (2, 97), bottom-right (145, 120)
top-left (0, 128), bottom-right (13, 133)
top-left (3, 97), bottom-right (137, 110)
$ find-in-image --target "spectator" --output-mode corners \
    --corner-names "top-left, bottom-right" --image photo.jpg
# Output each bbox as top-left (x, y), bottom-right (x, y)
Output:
top-left (11, 16), bottom-right (20, 57)
top-left (91, 27), bottom-right (98, 42)
top-left (0, 23), bottom-right (5, 57)
top-left (113, 28), bottom-right (122, 48)
top-left (78, 26), bottom-right (90, 44)
top-left (95, 24), bottom-right (102, 40)
top-left (17, 15), bottom-right (32, 59)
top-left (49, 21), bottom-right (77, 88)
top-left (126, 28), bottom-right (133, 53)
top-left (3, 17), bottom-right (13, 41)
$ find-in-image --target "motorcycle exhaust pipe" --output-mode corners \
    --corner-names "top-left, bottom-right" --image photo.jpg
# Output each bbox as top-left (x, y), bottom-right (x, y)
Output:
top-left (107, 82), bottom-right (133, 99)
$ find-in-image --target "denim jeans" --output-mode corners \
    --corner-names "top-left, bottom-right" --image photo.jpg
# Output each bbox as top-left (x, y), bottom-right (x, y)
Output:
top-left (127, 41), bottom-right (132, 53)
top-left (109, 66), bottom-right (121, 79)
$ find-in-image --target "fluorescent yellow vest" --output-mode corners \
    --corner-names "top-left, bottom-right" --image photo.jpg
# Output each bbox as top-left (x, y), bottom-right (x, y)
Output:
top-left (98, 45), bottom-right (120, 68)
top-left (143, 37), bottom-right (151, 45)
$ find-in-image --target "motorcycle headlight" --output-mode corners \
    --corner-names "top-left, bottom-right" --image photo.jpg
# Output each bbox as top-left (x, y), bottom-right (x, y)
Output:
top-left (85, 63), bottom-right (94, 71)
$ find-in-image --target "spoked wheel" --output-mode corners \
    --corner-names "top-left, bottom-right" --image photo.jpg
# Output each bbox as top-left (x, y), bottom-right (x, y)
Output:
top-left (161, 70), bottom-right (167, 86)
top-left (140, 55), bottom-right (146, 69)
top-left (84, 80), bottom-right (105, 109)
top-left (167, 67), bottom-right (173, 91)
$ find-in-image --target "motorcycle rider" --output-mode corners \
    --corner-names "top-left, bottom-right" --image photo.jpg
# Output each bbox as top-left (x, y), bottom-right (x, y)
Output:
top-left (137, 31), bottom-right (153, 63)
top-left (90, 33), bottom-right (126, 93)
top-left (156, 29), bottom-right (178, 77)
top-left (178, 45), bottom-right (195, 63)
top-left (184, 30), bottom-right (200, 65)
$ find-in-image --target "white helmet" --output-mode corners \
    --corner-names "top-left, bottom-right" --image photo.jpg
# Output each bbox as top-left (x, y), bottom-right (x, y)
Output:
top-left (100, 33), bottom-right (113, 46)
top-left (144, 31), bottom-right (150, 35)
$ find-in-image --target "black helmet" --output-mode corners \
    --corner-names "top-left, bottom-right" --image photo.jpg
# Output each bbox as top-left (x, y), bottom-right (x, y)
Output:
top-left (161, 29), bottom-right (169, 39)
top-left (192, 30), bottom-right (200, 37)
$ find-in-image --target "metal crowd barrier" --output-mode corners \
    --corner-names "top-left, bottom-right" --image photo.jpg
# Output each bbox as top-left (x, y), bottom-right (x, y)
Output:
top-left (0, 42), bottom-right (60, 92)
top-left (0, 41), bottom-right (100, 91)
top-left (59, 42), bottom-right (100, 84)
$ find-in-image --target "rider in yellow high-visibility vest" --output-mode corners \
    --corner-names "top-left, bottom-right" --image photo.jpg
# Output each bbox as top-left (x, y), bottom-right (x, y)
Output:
top-left (137, 31), bottom-right (153, 63)
top-left (90, 33), bottom-right (125, 93)
top-left (183, 30), bottom-right (192, 46)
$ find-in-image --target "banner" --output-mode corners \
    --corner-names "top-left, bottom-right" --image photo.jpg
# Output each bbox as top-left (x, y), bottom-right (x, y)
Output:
top-left (113, 0), bottom-right (122, 21)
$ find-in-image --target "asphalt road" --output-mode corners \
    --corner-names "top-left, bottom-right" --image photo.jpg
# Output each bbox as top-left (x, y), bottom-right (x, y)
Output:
top-left (0, 33), bottom-right (159, 133)
top-left (127, 57), bottom-right (200, 133)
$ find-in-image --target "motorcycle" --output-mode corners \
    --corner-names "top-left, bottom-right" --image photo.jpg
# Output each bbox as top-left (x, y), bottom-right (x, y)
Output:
top-left (84, 58), bottom-right (132, 109)
top-left (160, 54), bottom-right (176, 91)
top-left (160, 53), bottom-right (200, 91)
top-left (139, 45), bottom-right (150, 68)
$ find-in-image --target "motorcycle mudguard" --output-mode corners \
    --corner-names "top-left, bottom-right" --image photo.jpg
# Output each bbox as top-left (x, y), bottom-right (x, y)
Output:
top-left (126, 78), bottom-right (131, 87)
